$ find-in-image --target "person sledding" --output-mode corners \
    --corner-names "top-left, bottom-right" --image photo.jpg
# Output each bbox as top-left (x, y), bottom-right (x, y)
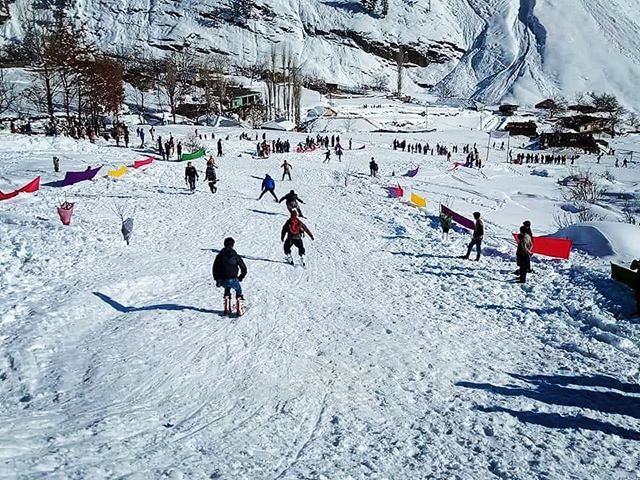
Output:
top-left (281, 210), bottom-right (314, 266)
top-left (258, 174), bottom-right (278, 202)
top-left (279, 189), bottom-right (305, 217)
top-left (184, 161), bottom-right (199, 192)
top-left (212, 237), bottom-right (247, 316)
top-left (204, 158), bottom-right (217, 193)
top-left (462, 211), bottom-right (484, 261)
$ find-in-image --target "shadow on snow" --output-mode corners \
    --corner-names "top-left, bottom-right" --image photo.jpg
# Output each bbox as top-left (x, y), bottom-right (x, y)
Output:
top-left (93, 291), bottom-right (221, 315)
top-left (457, 373), bottom-right (640, 440)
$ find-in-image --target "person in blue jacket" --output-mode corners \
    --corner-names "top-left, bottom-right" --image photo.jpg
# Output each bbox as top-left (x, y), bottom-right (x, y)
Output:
top-left (258, 174), bottom-right (278, 201)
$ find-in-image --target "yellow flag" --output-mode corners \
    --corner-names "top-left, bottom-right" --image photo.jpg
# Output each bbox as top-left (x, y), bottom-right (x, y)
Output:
top-left (108, 165), bottom-right (128, 178)
top-left (410, 192), bottom-right (427, 208)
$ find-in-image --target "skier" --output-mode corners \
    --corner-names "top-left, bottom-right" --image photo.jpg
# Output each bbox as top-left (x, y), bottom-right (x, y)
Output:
top-left (217, 138), bottom-right (223, 157)
top-left (258, 174), bottom-right (278, 201)
top-left (177, 141), bottom-right (183, 161)
top-left (123, 126), bottom-right (129, 148)
top-left (53, 156), bottom-right (60, 173)
top-left (184, 161), bottom-right (199, 192)
top-left (281, 160), bottom-right (292, 181)
top-left (323, 149), bottom-right (331, 164)
top-left (369, 158), bottom-right (379, 176)
top-left (462, 212), bottom-right (484, 261)
top-left (281, 210), bottom-right (314, 266)
top-left (204, 159), bottom-right (217, 193)
top-left (336, 147), bottom-right (343, 162)
top-left (439, 210), bottom-right (452, 241)
top-left (279, 189), bottom-right (305, 217)
top-left (516, 225), bottom-right (533, 283)
top-left (212, 237), bottom-right (247, 316)
top-left (139, 129), bottom-right (145, 148)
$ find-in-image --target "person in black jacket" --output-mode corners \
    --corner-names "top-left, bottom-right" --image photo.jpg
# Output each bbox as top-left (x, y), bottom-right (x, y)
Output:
top-left (212, 237), bottom-right (247, 315)
top-left (184, 162), bottom-right (199, 192)
top-left (462, 212), bottom-right (484, 261)
top-left (279, 190), bottom-right (305, 217)
top-left (204, 159), bottom-right (217, 193)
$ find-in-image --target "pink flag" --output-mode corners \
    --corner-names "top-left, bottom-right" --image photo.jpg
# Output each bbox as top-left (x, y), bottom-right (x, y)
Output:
top-left (132, 157), bottom-right (155, 169)
top-left (57, 202), bottom-right (75, 225)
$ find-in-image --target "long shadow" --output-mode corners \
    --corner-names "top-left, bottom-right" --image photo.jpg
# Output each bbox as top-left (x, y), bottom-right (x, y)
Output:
top-left (43, 180), bottom-right (65, 188)
top-left (389, 251), bottom-right (457, 260)
top-left (93, 292), bottom-right (221, 315)
top-left (509, 373), bottom-right (640, 395)
top-left (457, 380), bottom-right (640, 419)
top-left (203, 249), bottom-right (290, 265)
top-left (156, 188), bottom-right (193, 196)
top-left (249, 209), bottom-right (285, 216)
top-left (476, 405), bottom-right (640, 441)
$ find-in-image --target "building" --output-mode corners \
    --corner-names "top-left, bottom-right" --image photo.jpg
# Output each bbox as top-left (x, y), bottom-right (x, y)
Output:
top-left (228, 87), bottom-right (261, 110)
top-left (505, 121), bottom-right (538, 138)
top-left (561, 115), bottom-right (613, 134)
top-left (499, 104), bottom-right (519, 116)
top-left (539, 132), bottom-right (599, 153)
top-left (535, 99), bottom-right (556, 110)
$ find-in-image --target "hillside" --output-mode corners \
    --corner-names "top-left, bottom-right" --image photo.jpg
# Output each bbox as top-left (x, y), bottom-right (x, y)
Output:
top-left (2, 0), bottom-right (640, 109)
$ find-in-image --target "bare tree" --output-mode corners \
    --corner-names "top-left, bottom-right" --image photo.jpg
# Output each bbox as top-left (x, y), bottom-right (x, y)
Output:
top-left (198, 54), bottom-right (229, 122)
top-left (591, 92), bottom-right (626, 136)
top-left (158, 50), bottom-right (196, 124)
top-left (120, 49), bottom-right (156, 121)
top-left (0, 68), bottom-right (17, 115)
top-left (21, 14), bottom-right (60, 120)
top-left (396, 46), bottom-right (407, 97)
top-left (548, 94), bottom-right (568, 119)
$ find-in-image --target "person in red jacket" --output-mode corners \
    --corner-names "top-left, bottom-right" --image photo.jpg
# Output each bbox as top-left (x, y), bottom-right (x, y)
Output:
top-left (281, 210), bottom-right (314, 265)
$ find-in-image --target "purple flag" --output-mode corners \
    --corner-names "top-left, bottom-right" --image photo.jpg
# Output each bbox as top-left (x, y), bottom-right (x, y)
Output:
top-left (63, 166), bottom-right (102, 186)
top-left (441, 205), bottom-right (475, 230)
top-left (405, 166), bottom-right (419, 178)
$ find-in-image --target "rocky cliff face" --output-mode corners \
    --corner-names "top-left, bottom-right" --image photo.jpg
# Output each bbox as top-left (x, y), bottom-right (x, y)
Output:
top-left (2, 0), bottom-right (640, 109)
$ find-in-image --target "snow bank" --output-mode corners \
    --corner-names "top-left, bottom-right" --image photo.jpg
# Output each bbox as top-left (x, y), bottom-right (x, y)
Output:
top-left (554, 222), bottom-right (640, 260)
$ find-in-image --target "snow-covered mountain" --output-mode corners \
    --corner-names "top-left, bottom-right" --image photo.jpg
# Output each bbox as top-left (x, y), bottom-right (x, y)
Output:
top-left (2, 0), bottom-right (640, 109)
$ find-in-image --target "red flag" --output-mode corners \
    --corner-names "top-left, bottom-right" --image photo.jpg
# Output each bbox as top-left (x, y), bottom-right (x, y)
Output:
top-left (513, 233), bottom-right (572, 259)
top-left (0, 176), bottom-right (40, 201)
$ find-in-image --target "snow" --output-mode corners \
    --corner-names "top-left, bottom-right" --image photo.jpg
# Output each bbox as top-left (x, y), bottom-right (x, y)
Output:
top-left (1, 98), bottom-right (640, 478)
top-left (3, 0), bottom-right (640, 109)
top-left (555, 222), bottom-right (640, 261)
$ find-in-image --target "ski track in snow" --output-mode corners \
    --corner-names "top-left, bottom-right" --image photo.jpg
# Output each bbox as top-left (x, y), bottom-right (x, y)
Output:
top-left (0, 127), bottom-right (639, 478)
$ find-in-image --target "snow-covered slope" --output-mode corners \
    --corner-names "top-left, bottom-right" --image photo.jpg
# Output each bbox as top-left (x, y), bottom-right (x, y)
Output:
top-left (2, 0), bottom-right (640, 109)
top-left (1, 100), bottom-right (640, 476)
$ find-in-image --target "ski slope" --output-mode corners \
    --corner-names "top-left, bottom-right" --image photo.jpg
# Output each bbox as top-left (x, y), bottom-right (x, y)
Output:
top-left (1, 119), bottom-right (640, 477)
